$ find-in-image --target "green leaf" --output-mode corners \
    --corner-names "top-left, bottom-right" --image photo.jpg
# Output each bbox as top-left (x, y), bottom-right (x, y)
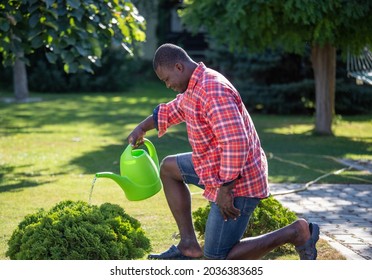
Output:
top-left (0, 18), bottom-right (10, 32)
top-left (57, 5), bottom-right (67, 16)
top-left (107, 28), bottom-right (114, 37)
top-left (67, 0), bottom-right (81, 10)
top-left (29, 13), bottom-right (40, 28)
top-left (86, 23), bottom-right (95, 34)
top-left (133, 29), bottom-right (146, 42)
top-left (89, 37), bottom-right (102, 57)
top-left (2, 56), bottom-right (14, 67)
top-left (69, 17), bottom-right (76, 27)
top-left (45, 52), bottom-right (57, 63)
top-left (63, 62), bottom-right (78, 73)
top-left (28, 28), bottom-right (42, 40)
top-left (28, 0), bottom-right (39, 5)
top-left (45, 0), bottom-right (55, 8)
top-left (28, 2), bottom-right (39, 14)
top-left (12, 38), bottom-right (23, 54)
top-left (65, 36), bottom-right (76, 46)
top-left (43, 21), bottom-right (58, 31)
top-left (93, 58), bottom-right (101, 67)
top-left (46, 30), bottom-right (58, 43)
top-left (61, 50), bottom-right (74, 64)
top-left (75, 45), bottom-right (89, 56)
top-left (51, 44), bottom-right (61, 54)
top-left (78, 57), bottom-right (93, 73)
top-left (58, 18), bottom-right (69, 31)
top-left (71, 8), bottom-right (84, 21)
top-left (47, 35), bottom-right (54, 45)
top-left (30, 35), bottom-right (43, 48)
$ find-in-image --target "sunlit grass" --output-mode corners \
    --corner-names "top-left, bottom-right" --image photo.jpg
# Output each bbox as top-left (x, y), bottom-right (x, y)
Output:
top-left (265, 124), bottom-right (314, 135)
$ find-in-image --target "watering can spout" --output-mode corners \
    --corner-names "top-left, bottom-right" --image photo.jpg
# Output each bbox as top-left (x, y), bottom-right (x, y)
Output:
top-left (95, 172), bottom-right (131, 190)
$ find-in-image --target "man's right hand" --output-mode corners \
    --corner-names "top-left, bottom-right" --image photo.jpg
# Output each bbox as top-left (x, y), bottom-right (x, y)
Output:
top-left (127, 115), bottom-right (156, 147)
top-left (127, 125), bottom-right (146, 148)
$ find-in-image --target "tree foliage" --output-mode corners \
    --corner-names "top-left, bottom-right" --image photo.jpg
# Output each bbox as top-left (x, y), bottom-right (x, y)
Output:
top-left (180, 0), bottom-right (372, 56)
top-left (180, 0), bottom-right (372, 135)
top-left (0, 0), bottom-right (146, 73)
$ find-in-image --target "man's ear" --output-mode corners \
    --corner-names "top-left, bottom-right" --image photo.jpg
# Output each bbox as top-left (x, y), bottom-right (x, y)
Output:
top-left (174, 62), bottom-right (184, 72)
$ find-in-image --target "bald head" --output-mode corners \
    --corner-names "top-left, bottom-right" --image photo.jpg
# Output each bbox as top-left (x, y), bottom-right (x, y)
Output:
top-left (153, 43), bottom-right (193, 71)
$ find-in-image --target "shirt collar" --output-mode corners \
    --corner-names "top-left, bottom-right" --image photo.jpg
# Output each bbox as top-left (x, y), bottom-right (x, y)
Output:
top-left (186, 62), bottom-right (206, 93)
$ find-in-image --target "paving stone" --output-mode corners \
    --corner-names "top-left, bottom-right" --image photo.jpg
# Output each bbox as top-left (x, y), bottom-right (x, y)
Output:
top-left (271, 183), bottom-right (372, 260)
top-left (333, 234), bottom-right (365, 244)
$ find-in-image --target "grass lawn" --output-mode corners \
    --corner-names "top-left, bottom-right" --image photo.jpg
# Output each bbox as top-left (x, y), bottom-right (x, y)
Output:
top-left (0, 82), bottom-right (371, 260)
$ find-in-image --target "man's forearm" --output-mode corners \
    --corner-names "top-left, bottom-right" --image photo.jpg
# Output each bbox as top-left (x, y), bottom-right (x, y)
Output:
top-left (138, 115), bottom-right (156, 132)
top-left (127, 115), bottom-right (156, 146)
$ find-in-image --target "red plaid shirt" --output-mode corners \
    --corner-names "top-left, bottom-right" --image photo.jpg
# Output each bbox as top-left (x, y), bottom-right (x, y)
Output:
top-left (157, 63), bottom-right (269, 202)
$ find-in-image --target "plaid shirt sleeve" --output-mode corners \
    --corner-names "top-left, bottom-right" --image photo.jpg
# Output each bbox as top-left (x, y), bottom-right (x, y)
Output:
top-left (157, 94), bottom-right (185, 137)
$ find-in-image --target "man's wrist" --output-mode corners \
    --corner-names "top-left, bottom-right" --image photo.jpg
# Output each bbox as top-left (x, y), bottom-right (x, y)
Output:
top-left (222, 180), bottom-right (235, 187)
top-left (221, 175), bottom-right (241, 188)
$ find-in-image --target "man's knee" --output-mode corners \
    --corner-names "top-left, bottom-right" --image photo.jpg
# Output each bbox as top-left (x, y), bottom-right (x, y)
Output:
top-left (160, 155), bottom-right (179, 178)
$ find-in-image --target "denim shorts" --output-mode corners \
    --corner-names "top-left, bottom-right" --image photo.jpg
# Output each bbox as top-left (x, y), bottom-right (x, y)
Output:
top-left (176, 152), bottom-right (260, 259)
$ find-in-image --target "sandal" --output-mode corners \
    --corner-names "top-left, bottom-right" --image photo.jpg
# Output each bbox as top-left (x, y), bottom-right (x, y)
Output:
top-left (295, 222), bottom-right (320, 260)
top-left (148, 245), bottom-right (197, 260)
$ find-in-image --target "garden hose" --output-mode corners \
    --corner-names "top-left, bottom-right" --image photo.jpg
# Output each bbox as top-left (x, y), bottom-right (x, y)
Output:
top-left (269, 153), bottom-right (363, 196)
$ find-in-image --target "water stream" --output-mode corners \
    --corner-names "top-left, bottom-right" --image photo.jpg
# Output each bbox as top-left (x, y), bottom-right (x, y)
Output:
top-left (88, 176), bottom-right (97, 205)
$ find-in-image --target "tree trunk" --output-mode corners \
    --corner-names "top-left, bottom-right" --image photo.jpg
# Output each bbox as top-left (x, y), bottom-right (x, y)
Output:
top-left (13, 57), bottom-right (29, 101)
top-left (311, 44), bottom-right (336, 135)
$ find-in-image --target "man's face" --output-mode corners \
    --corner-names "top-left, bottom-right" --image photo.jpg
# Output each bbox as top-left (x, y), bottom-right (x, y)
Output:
top-left (155, 63), bottom-right (188, 93)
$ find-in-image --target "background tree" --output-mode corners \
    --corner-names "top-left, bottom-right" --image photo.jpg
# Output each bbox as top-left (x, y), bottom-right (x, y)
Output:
top-left (180, 0), bottom-right (372, 135)
top-left (0, 0), bottom-right (146, 101)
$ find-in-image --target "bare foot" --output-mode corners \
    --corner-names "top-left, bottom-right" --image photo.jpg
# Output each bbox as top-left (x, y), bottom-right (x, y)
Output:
top-left (178, 240), bottom-right (203, 258)
top-left (292, 218), bottom-right (311, 247)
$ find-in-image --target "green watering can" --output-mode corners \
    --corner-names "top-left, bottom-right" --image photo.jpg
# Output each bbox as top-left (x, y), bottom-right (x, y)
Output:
top-left (96, 138), bottom-right (162, 201)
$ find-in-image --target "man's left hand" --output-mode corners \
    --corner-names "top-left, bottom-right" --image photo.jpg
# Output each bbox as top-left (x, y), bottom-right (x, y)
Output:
top-left (216, 184), bottom-right (241, 221)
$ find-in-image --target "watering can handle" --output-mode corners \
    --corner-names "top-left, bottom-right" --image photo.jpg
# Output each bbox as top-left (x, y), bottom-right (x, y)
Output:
top-left (134, 138), bottom-right (160, 171)
top-left (124, 138), bottom-right (160, 170)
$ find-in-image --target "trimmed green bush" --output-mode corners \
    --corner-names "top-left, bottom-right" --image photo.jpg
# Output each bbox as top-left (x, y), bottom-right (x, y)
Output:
top-left (193, 196), bottom-right (298, 254)
top-left (6, 200), bottom-right (151, 260)
top-left (245, 196), bottom-right (297, 236)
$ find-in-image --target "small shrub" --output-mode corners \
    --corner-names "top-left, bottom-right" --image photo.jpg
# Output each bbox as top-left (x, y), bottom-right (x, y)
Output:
top-left (192, 196), bottom-right (298, 255)
top-left (246, 196), bottom-right (297, 236)
top-left (6, 200), bottom-right (151, 260)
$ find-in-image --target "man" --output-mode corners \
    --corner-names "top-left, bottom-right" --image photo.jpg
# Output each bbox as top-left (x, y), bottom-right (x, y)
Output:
top-left (127, 43), bottom-right (319, 260)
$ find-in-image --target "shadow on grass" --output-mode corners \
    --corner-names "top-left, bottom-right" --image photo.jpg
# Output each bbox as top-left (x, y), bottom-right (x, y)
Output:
top-left (0, 165), bottom-right (56, 193)
top-left (0, 82), bottom-right (171, 136)
top-left (0, 180), bottom-right (53, 193)
top-left (69, 144), bottom-right (123, 175)
top-left (0, 98), bottom-right (150, 136)
top-left (261, 131), bottom-right (372, 157)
